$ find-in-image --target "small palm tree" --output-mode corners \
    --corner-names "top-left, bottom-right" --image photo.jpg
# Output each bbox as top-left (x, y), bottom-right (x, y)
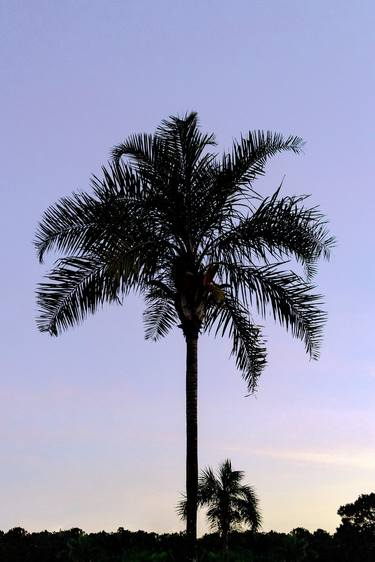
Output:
top-left (179, 459), bottom-right (261, 559)
top-left (35, 112), bottom-right (333, 561)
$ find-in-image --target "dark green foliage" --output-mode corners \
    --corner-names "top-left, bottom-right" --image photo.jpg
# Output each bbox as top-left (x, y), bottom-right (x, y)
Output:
top-left (337, 493), bottom-right (375, 532)
top-left (0, 524), bottom-right (373, 562)
top-left (334, 494), bottom-right (375, 562)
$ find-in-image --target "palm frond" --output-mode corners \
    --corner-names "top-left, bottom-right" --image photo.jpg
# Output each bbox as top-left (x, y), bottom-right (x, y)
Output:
top-left (225, 263), bottom-right (326, 359)
top-left (36, 256), bottom-right (120, 335)
top-left (112, 132), bottom-right (156, 170)
top-left (214, 187), bottom-right (334, 278)
top-left (176, 493), bottom-right (188, 520)
top-left (205, 297), bottom-right (267, 393)
top-left (91, 161), bottom-right (144, 200)
top-left (36, 239), bottom-right (154, 335)
top-left (219, 459), bottom-right (244, 490)
top-left (112, 130), bottom-right (183, 198)
top-left (35, 161), bottom-right (144, 264)
top-left (156, 112), bottom-right (217, 170)
top-left (199, 466), bottom-right (219, 503)
top-left (35, 191), bottom-right (100, 263)
top-left (143, 293), bottom-right (177, 341)
top-left (192, 132), bottom-right (303, 245)
top-left (234, 486), bottom-right (262, 531)
top-left (220, 130), bottom-right (304, 188)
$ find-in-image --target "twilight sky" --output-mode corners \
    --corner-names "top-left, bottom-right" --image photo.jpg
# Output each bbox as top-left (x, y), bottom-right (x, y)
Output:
top-left (1, 0), bottom-right (374, 535)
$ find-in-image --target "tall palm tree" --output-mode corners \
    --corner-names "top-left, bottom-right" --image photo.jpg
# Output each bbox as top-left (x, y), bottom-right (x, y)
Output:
top-left (178, 459), bottom-right (261, 560)
top-left (35, 112), bottom-right (333, 561)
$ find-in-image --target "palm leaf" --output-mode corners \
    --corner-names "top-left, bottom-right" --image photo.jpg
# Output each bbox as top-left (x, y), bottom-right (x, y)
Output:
top-left (205, 298), bottom-right (267, 393)
top-left (220, 130), bottom-right (304, 188)
top-left (214, 187), bottom-right (334, 278)
top-left (37, 241), bottom-right (154, 335)
top-left (35, 162), bottom-right (144, 263)
top-left (224, 263), bottom-right (326, 359)
top-left (234, 486), bottom-right (262, 531)
top-left (36, 256), bottom-right (120, 335)
top-left (143, 295), bottom-right (177, 341)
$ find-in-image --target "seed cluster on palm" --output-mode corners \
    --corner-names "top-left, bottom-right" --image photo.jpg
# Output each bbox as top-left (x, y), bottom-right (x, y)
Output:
top-left (35, 113), bottom-right (334, 561)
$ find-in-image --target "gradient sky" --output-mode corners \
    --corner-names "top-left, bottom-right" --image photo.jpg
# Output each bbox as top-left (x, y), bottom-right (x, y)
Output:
top-left (1, 0), bottom-right (374, 536)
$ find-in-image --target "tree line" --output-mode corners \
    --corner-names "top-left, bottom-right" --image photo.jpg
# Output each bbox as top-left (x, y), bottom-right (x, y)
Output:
top-left (1, 492), bottom-right (374, 562)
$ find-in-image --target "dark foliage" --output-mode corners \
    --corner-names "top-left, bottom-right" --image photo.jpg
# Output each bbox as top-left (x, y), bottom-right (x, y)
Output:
top-left (35, 112), bottom-right (334, 392)
top-left (178, 459), bottom-right (261, 559)
top-left (334, 493), bottom-right (375, 562)
top-left (0, 523), bottom-right (373, 562)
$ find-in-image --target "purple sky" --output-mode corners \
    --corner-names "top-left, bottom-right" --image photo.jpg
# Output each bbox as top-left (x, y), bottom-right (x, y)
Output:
top-left (1, 0), bottom-right (374, 535)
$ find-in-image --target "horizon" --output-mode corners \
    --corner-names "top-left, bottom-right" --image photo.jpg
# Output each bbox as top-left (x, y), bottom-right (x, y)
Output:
top-left (1, 0), bottom-right (374, 537)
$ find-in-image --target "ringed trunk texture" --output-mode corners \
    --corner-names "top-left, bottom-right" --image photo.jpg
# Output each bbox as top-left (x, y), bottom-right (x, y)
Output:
top-left (185, 333), bottom-right (198, 562)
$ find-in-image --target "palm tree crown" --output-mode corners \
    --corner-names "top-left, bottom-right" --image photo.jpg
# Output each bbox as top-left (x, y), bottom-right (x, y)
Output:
top-left (35, 112), bottom-right (333, 391)
top-left (179, 459), bottom-right (261, 534)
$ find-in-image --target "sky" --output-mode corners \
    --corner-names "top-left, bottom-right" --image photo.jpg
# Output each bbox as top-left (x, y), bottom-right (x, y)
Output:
top-left (0, 0), bottom-right (374, 535)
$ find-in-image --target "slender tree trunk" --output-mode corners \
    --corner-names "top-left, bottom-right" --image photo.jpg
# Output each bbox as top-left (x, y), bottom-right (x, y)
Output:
top-left (185, 332), bottom-right (199, 562)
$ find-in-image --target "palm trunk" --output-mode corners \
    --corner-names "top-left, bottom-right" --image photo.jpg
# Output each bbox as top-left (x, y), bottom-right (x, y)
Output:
top-left (185, 332), bottom-right (198, 562)
top-left (222, 530), bottom-right (229, 562)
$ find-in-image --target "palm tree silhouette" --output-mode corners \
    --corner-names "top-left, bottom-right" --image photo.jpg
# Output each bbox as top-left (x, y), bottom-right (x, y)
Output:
top-left (35, 112), bottom-right (333, 561)
top-left (178, 459), bottom-right (261, 560)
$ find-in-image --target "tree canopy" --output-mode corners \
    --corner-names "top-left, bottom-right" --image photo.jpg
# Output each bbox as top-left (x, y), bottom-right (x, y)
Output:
top-left (35, 112), bottom-right (334, 393)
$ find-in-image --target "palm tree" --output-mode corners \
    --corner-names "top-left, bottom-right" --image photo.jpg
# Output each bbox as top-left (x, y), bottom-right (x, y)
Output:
top-left (178, 459), bottom-right (261, 559)
top-left (35, 112), bottom-right (333, 561)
